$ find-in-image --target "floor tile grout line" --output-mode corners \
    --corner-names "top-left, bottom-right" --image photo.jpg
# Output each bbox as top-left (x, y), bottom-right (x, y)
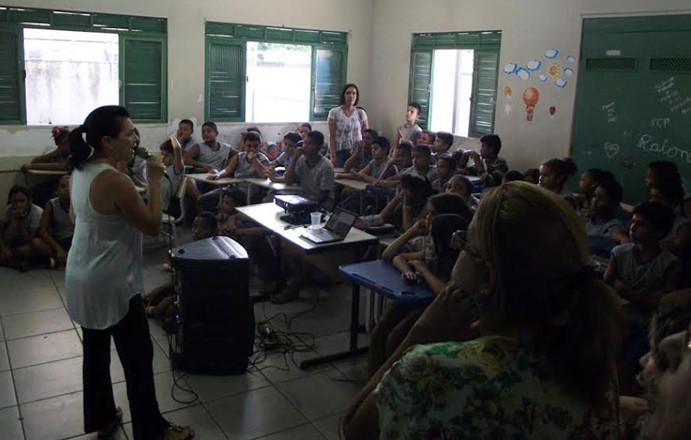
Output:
top-left (14, 365), bottom-right (177, 407)
top-left (3, 326), bottom-right (80, 343)
top-left (0, 284), bottom-right (29, 440)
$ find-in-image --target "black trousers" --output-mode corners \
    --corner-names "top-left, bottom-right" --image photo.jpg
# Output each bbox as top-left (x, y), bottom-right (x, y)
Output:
top-left (82, 295), bottom-right (166, 439)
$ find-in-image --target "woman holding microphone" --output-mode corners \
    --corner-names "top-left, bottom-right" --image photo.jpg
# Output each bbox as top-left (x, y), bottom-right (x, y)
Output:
top-left (66, 106), bottom-right (193, 440)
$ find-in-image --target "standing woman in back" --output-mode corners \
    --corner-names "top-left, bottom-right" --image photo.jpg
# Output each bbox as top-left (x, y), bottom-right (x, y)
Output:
top-left (65, 106), bottom-right (193, 440)
top-left (328, 83), bottom-right (369, 167)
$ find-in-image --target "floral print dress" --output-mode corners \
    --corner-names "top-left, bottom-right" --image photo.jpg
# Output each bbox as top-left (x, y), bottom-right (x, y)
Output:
top-left (375, 336), bottom-right (621, 439)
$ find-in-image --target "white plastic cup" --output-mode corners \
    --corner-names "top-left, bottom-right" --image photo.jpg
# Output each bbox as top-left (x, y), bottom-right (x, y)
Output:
top-left (310, 212), bottom-right (322, 229)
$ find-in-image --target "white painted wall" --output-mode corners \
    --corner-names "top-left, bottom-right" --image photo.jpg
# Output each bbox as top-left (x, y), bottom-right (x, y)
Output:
top-left (2, 0), bottom-right (691, 173)
top-left (0, 0), bottom-right (373, 158)
top-left (368, 0), bottom-right (691, 172)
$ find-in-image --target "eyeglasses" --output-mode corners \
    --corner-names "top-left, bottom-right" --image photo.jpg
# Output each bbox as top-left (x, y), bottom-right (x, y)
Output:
top-left (451, 229), bottom-right (467, 250)
top-left (452, 229), bottom-right (485, 262)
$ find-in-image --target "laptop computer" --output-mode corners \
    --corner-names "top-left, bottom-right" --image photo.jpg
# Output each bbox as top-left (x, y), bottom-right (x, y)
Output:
top-left (300, 207), bottom-right (358, 244)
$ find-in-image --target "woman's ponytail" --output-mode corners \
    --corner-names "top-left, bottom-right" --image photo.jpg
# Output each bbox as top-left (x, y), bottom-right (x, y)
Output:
top-left (67, 105), bottom-right (131, 169)
top-left (68, 125), bottom-right (94, 170)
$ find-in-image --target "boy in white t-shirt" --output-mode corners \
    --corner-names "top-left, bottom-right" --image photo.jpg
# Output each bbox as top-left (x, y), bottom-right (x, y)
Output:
top-left (396, 102), bottom-right (423, 147)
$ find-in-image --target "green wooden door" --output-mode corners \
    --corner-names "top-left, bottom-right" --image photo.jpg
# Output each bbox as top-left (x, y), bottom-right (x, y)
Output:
top-left (572, 16), bottom-right (691, 203)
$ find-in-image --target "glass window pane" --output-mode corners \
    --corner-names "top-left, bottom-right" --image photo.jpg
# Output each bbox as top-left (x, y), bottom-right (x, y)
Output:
top-left (429, 49), bottom-right (456, 133)
top-left (245, 41), bottom-right (311, 123)
top-left (429, 48), bottom-right (474, 137)
top-left (24, 28), bottom-right (119, 125)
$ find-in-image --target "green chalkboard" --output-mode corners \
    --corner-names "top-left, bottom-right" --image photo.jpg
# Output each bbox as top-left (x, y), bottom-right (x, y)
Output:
top-left (572, 15), bottom-right (691, 204)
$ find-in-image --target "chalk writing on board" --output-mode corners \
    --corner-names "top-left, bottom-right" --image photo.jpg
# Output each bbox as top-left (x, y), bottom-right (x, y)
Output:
top-left (637, 134), bottom-right (691, 164)
top-left (655, 77), bottom-right (691, 115)
top-left (601, 102), bottom-right (617, 124)
top-left (604, 141), bottom-right (619, 160)
top-left (651, 118), bottom-right (671, 129)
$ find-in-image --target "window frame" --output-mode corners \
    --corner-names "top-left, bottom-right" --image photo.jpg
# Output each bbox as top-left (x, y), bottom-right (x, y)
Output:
top-left (204, 21), bottom-right (348, 123)
top-left (0, 5), bottom-right (168, 125)
top-left (408, 30), bottom-right (501, 137)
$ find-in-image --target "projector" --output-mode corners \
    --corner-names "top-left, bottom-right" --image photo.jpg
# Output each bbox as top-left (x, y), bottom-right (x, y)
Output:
top-left (274, 194), bottom-right (318, 213)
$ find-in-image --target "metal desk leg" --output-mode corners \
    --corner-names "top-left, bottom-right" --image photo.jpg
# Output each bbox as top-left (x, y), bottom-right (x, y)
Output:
top-left (300, 283), bottom-right (368, 369)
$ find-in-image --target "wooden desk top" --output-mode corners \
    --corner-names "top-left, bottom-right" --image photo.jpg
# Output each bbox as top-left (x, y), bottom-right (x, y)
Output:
top-left (26, 169), bottom-right (68, 176)
top-left (335, 178), bottom-right (369, 191)
top-left (187, 173), bottom-right (243, 186)
top-left (237, 203), bottom-right (378, 254)
top-left (244, 178), bottom-right (301, 192)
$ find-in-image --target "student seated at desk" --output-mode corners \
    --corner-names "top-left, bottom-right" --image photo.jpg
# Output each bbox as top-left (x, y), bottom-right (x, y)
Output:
top-left (645, 160), bottom-right (691, 220)
top-left (217, 189), bottom-right (277, 292)
top-left (397, 145), bottom-right (436, 182)
top-left (539, 157), bottom-right (578, 208)
top-left (524, 167), bottom-right (540, 184)
top-left (455, 134), bottom-right (508, 188)
top-left (22, 126), bottom-right (71, 173)
top-left (379, 145), bottom-right (435, 188)
top-left (338, 136), bottom-right (392, 183)
top-left (369, 213), bottom-right (467, 376)
top-left (159, 137), bottom-right (185, 214)
top-left (342, 128), bottom-right (376, 172)
top-left (21, 126), bottom-right (71, 207)
top-left (176, 119), bottom-right (198, 152)
top-left (383, 193), bottom-right (472, 256)
top-left (144, 212), bottom-right (217, 319)
top-left (337, 136), bottom-right (392, 213)
top-left (650, 179), bottom-right (691, 256)
top-left (414, 130), bottom-right (435, 147)
top-left (431, 154), bottom-right (455, 193)
top-left (444, 174), bottom-right (475, 206)
top-left (272, 132), bottom-right (301, 168)
top-left (430, 131), bottom-right (453, 163)
top-left (119, 127), bottom-right (148, 188)
top-left (575, 168), bottom-right (613, 213)
top-left (582, 179), bottom-right (625, 240)
top-left (375, 142), bottom-right (412, 187)
top-left (359, 174), bottom-right (433, 232)
top-left (38, 175), bottom-right (74, 268)
top-left (183, 121), bottom-right (237, 174)
top-left (0, 185), bottom-right (50, 271)
top-left (271, 130), bottom-right (335, 209)
top-left (199, 131), bottom-right (269, 209)
top-left (605, 201), bottom-right (681, 380)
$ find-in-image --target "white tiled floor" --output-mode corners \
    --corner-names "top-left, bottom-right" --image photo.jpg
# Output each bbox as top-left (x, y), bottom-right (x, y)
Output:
top-left (0, 233), bottom-right (370, 439)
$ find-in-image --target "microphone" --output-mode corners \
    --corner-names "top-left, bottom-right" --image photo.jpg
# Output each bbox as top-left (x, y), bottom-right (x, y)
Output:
top-left (133, 146), bottom-right (152, 160)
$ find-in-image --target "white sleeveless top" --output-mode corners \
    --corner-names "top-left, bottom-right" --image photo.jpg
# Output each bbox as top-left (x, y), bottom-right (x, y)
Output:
top-left (65, 162), bottom-right (144, 329)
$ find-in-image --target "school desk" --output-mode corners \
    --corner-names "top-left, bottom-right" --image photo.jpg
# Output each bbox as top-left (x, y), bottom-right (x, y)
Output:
top-left (237, 202), bottom-right (378, 368)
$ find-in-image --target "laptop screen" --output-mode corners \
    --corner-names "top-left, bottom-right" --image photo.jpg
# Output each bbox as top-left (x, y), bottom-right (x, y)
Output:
top-left (325, 208), bottom-right (357, 236)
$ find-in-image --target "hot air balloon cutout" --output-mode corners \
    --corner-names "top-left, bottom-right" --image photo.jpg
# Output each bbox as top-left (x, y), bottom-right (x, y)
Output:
top-left (549, 106), bottom-right (556, 118)
top-left (523, 87), bottom-right (539, 122)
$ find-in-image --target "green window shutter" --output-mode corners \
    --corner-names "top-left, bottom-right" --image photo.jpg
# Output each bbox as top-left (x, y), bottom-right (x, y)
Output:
top-left (311, 46), bottom-right (345, 120)
top-left (206, 39), bottom-right (245, 122)
top-left (120, 35), bottom-right (166, 122)
top-left (0, 28), bottom-right (24, 124)
top-left (469, 49), bottom-right (499, 138)
top-left (408, 49), bottom-right (433, 130)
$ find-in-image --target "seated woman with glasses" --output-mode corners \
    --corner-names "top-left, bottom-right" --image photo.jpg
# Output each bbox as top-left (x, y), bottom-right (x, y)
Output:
top-left (344, 181), bottom-right (623, 439)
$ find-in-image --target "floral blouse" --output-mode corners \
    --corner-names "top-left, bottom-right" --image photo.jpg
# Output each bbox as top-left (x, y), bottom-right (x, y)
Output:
top-left (328, 106), bottom-right (368, 152)
top-left (375, 337), bottom-right (621, 439)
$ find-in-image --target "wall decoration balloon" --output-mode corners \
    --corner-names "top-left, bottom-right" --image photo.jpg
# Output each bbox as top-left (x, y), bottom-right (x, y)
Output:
top-left (523, 87), bottom-right (539, 122)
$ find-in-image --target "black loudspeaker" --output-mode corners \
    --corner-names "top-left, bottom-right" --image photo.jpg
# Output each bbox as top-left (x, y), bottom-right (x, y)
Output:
top-left (169, 236), bottom-right (254, 374)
